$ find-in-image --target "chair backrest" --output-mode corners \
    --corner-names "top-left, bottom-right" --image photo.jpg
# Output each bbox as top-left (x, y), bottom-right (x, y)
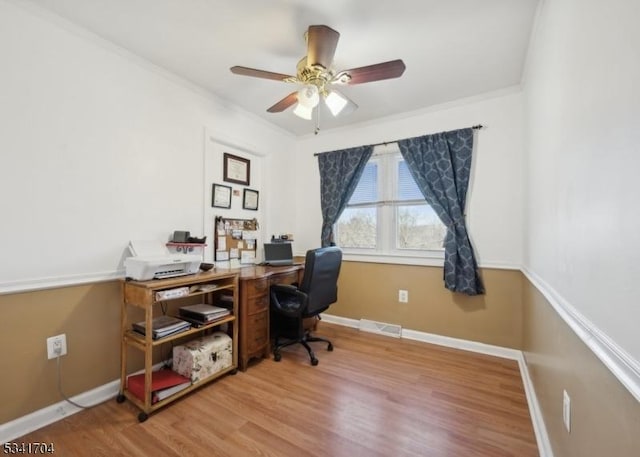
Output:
top-left (298, 246), bottom-right (342, 315)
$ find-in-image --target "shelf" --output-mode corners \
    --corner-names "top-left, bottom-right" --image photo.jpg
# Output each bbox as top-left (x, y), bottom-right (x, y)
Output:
top-left (166, 242), bottom-right (207, 255)
top-left (121, 364), bottom-right (237, 413)
top-left (124, 315), bottom-right (236, 347)
top-left (118, 271), bottom-right (239, 421)
top-left (124, 275), bottom-right (236, 308)
top-left (156, 284), bottom-right (233, 302)
top-left (166, 242), bottom-right (207, 246)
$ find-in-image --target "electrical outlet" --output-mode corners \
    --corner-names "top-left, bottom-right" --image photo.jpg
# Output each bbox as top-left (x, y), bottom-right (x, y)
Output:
top-left (46, 334), bottom-right (68, 359)
top-left (562, 389), bottom-right (571, 433)
top-left (398, 289), bottom-right (409, 303)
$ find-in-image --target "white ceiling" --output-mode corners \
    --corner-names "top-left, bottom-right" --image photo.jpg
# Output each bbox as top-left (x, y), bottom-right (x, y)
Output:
top-left (25, 0), bottom-right (540, 136)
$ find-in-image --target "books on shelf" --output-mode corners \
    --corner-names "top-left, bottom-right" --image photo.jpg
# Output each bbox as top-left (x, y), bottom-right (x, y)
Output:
top-left (127, 369), bottom-right (191, 404)
top-left (132, 315), bottom-right (191, 339)
top-left (152, 381), bottom-right (191, 403)
top-left (189, 284), bottom-right (219, 293)
top-left (178, 303), bottom-right (230, 325)
top-left (217, 294), bottom-right (234, 307)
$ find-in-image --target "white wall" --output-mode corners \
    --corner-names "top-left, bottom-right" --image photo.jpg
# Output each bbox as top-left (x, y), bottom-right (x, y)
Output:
top-left (0, 0), bottom-right (294, 291)
top-left (523, 0), bottom-right (640, 366)
top-left (292, 89), bottom-right (525, 268)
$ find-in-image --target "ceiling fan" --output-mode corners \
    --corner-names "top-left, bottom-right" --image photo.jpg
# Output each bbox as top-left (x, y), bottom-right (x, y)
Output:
top-left (230, 25), bottom-right (406, 123)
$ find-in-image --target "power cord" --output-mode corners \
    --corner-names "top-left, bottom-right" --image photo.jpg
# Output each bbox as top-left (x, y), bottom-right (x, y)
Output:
top-left (56, 355), bottom-right (90, 409)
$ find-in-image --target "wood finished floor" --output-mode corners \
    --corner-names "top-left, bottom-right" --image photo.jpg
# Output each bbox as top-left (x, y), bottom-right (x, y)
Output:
top-left (19, 323), bottom-right (538, 456)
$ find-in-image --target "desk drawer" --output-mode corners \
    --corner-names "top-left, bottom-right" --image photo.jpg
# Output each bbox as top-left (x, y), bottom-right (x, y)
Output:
top-left (246, 312), bottom-right (268, 352)
top-left (245, 278), bottom-right (269, 296)
top-left (271, 271), bottom-right (299, 286)
top-left (246, 293), bottom-right (269, 315)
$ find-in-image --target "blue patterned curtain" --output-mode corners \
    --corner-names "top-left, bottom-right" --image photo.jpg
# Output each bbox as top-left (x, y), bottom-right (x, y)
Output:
top-left (398, 128), bottom-right (484, 295)
top-left (317, 145), bottom-right (373, 246)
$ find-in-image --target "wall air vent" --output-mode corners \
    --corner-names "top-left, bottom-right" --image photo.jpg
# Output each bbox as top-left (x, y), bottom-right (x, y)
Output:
top-left (358, 319), bottom-right (402, 338)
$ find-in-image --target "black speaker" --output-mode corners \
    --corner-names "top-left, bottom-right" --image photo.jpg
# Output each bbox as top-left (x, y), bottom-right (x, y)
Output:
top-left (172, 230), bottom-right (190, 243)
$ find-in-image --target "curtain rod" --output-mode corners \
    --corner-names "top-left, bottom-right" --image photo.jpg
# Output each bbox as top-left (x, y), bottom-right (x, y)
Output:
top-left (313, 125), bottom-right (483, 156)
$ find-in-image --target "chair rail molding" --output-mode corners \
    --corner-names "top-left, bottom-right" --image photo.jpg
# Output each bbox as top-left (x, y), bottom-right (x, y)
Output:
top-left (0, 270), bottom-right (123, 295)
top-left (521, 266), bottom-right (640, 403)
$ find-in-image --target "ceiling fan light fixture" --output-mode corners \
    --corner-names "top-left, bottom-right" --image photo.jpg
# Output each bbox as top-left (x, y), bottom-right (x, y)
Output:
top-left (325, 90), bottom-right (348, 116)
top-left (293, 103), bottom-right (313, 120)
top-left (297, 84), bottom-right (320, 108)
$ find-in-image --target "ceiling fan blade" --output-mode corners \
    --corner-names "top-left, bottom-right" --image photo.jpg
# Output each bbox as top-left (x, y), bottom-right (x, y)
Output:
top-left (267, 92), bottom-right (298, 113)
top-left (306, 25), bottom-right (340, 69)
top-left (230, 66), bottom-right (294, 82)
top-left (341, 59), bottom-right (406, 85)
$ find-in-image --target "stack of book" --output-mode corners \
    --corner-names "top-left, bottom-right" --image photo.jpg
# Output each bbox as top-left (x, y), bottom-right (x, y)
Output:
top-left (217, 294), bottom-right (234, 308)
top-left (127, 369), bottom-right (191, 404)
top-left (132, 315), bottom-right (191, 340)
top-left (178, 303), bottom-right (230, 326)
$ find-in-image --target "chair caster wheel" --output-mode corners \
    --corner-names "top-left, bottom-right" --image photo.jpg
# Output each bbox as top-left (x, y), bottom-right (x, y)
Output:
top-left (327, 343), bottom-right (334, 351)
top-left (138, 412), bottom-right (148, 422)
top-left (274, 353), bottom-right (282, 362)
top-left (311, 358), bottom-right (319, 366)
top-left (116, 394), bottom-right (125, 403)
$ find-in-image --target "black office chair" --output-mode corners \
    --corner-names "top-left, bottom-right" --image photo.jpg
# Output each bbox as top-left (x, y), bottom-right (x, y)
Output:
top-left (270, 246), bottom-right (342, 366)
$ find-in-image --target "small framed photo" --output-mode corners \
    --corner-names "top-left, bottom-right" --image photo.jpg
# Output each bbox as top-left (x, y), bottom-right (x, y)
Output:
top-left (243, 188), bottom-right (259, 211)
top-left (212, 183), bottom-right (232, 208)
top-left (223, 153), bottom-right (250, 185)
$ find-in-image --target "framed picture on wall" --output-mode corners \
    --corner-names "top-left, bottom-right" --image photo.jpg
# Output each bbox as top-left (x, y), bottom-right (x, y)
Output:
top-left (212, 183), bottom-right (232, 208)
top-left (242, 188), bottom-right (259, 210)
top-left (223, 153), bottom-right (250, 185)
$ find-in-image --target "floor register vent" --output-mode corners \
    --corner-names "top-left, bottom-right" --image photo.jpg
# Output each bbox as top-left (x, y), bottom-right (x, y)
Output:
top-left (358, 319), bottom-right (402, 338)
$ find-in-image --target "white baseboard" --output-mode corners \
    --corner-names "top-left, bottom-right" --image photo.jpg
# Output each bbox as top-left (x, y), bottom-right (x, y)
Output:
top-left (320, 314), bottom-right (359, 328)
top-left (0, 362), bottom-right (165, 444)
top-left (401, 328), bottom-right (522, 360)
top-left (517, 352), bottom-right (554, 457)
top-left (0, 379), bottom-right (120, 444)
top-left (322, 313), bottom-right (553, 457)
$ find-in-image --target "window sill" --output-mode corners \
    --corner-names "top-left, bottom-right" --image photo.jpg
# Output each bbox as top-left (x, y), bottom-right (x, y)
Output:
top-left (341, 252), bottom-right (445, 267)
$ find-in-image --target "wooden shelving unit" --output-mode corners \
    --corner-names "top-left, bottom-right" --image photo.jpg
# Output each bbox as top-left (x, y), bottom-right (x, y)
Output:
top-left (117, 271), bottom-right (238, 422)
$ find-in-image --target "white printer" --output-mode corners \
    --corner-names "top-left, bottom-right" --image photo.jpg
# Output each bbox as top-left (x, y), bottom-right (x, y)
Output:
top-left (124, 240), bottom-right (201, 281)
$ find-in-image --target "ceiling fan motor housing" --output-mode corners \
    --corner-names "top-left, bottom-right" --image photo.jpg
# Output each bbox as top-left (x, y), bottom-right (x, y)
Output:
top-left (296, 57), bottom-right (333, 94)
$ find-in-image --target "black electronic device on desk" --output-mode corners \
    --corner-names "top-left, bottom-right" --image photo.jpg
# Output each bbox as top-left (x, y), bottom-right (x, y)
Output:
top-left (270, 234), bottom-right (294, 243)
top-left (263, 242), bottom-right (294, 266)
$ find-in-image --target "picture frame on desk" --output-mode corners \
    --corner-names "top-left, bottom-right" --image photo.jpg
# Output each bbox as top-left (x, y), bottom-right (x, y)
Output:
top-left (242, 189), bottom-right (259, 211)
top-left (212, 183), bottom-right (232, 208)
top-left (223, 153), bottom-right (250, 185)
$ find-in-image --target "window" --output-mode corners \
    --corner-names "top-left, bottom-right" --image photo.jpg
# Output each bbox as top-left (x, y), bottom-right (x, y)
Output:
top-left (335, 146), bottom-right (446, 257)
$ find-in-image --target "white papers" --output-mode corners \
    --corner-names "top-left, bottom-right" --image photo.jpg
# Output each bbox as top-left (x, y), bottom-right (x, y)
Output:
top-left (243, 231), bottom-right (258, 240)
top-left (241, 250), bottom-right (255, 264)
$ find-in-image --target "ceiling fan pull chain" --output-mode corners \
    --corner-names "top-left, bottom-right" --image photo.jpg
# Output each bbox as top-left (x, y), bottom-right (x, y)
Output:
top-left (315, 104), bottom-right (321, 135)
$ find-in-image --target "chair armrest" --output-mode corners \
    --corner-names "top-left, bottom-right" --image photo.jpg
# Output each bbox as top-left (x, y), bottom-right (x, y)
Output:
top-left (270, 284), bottom-right (308, 318)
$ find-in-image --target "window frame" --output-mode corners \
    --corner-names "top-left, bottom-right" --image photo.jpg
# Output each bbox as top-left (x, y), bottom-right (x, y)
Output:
top-left (335, 145), bottom-right (446, 264)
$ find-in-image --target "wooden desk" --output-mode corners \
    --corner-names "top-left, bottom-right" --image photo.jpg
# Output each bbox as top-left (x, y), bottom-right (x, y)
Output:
top-left (231, 263), bottom-right (304, 370)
